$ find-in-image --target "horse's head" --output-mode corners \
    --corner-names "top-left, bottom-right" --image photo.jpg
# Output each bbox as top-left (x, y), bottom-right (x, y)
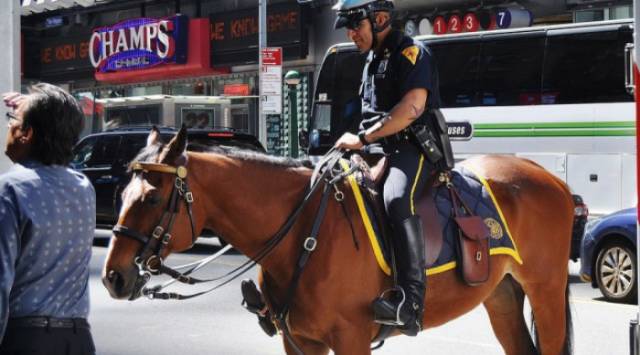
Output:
top-left (102, 127), bottom-right (196, 300)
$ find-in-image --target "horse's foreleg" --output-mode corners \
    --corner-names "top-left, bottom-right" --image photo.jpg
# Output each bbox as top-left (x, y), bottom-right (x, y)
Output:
top-left (521, 278), bottom-right (569, 355)
top-left (326, 327), bottom-right (373, 355)
top-left (282, 335), bottom-right (329, 355)
top-left (483, 275), bottom-right (536, 355)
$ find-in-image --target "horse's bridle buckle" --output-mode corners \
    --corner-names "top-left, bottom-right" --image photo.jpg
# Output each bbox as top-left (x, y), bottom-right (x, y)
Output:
top-left (303, 237), bottom-right (317, 251)
top-left (152, 226), bottom-right (164, 239)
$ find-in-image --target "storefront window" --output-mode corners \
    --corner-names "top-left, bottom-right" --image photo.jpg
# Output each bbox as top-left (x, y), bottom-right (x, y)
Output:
top-left (91, 8), bottom-right (141, 26)
top-left (73, 91), bottom-right (100, 138)
top-left (170, 81), bottom-right (209, 95)
top-left (129, 86), bottom-right (163, 96)
top-left (179, 2), bottom-right (198, 17)
top-left (574, 9), bottom-right (604, 22)
top-left (610, 6), bottom-right (632, 20)
top-left (145, 1), bottom-right (175, 18)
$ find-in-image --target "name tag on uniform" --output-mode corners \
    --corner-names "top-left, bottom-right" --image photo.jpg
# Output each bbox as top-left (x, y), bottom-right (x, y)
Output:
top-left (377, 59), bottom-right (388, 74)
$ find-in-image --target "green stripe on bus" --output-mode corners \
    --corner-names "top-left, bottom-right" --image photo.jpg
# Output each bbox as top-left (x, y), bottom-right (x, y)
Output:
top-left (474, 121), bottom-right (635, 130)
top-left (474, 129), bottom-right (635, 137)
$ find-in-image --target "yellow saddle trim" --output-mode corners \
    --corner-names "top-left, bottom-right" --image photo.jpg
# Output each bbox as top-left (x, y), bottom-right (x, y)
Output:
top-left (463, 166), bottom-right (523, 265)
top-left (340, 160), bottom-right (392, 275)
top-left (339, 160), bottom-right (523, 278)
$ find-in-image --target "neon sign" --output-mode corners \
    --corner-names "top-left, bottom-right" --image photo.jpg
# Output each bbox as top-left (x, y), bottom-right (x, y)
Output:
top-left (89, 15), bottom-right (188, 73)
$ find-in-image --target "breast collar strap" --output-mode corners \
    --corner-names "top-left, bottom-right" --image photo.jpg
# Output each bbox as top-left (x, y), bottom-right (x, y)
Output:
top-left (112, 161), bottom-right (197, 300)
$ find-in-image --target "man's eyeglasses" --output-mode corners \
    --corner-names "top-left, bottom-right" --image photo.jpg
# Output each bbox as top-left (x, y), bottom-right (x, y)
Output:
top-left (337, 8), bottom-right (367, 31)
top-left (6, 112), bottom-right (22, 124)
top-left (345, 18), bottom-right (366, 31)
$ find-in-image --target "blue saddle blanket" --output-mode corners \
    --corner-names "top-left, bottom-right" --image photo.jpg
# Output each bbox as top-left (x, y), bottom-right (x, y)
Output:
top-left (340, 161), bottom-right (523, 276)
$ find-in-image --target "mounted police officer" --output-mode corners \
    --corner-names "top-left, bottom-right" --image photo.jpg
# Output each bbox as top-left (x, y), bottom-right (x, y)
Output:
top-left (333, 0), bottom-right (453, 336)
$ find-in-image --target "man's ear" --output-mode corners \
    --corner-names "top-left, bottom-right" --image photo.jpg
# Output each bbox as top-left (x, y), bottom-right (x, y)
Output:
top-left (375, 12), bottom-right (389, 27)
top-left (19, 126), bottom-right (34, 144)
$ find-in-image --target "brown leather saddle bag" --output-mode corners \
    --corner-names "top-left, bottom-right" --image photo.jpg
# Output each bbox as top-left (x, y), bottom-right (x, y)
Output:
top-left (450, 187), bottom-right (490, 286)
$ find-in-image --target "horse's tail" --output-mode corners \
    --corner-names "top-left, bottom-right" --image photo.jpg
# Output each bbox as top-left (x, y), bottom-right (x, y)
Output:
top-left (562, 281), bottom-right (574, 355)
top-left (531, 281), bottom-right (573, 354)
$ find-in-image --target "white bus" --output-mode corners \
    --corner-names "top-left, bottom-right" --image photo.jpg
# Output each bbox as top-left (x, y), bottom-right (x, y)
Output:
top-left (95, 95), bottom-right (259, 135)
top-left (306, 19), bottom-right (635, 216)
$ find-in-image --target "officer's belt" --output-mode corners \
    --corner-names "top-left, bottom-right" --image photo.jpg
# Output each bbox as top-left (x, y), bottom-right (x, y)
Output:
top-left (382, 128), bottom-right (411, 145)
top-left (7, 316), bottom-right (90, 330)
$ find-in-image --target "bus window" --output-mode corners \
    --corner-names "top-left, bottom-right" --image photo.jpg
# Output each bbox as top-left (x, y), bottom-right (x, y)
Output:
top-left (430, 41), bottom-right (481, 108)
top-left (543, 29), bottom-right (633, 104)
top-left (477, 36), bottom-right (545, 106)
top-left (312, 50), bottom-right (366, 141)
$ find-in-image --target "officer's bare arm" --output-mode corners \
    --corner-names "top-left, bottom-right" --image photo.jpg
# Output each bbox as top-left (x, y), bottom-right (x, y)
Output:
top-left (362, 88), bottom-right (428, 143)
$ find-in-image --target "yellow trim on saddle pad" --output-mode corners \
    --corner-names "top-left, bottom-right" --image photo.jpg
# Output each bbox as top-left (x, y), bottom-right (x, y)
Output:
top-left (463, 166), bottom-right (523, 265)
top-left (339, 159), bottom-right (392, 275)
top-left (339, 160), bottom-right (523, 278)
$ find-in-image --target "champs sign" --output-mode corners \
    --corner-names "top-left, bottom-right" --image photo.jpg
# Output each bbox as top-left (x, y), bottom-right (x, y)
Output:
top-left (89, 15), bottom-right (189, 73)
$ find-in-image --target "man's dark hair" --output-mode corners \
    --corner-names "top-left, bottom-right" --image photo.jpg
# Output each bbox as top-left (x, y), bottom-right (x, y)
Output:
top-left (22, 83), bottom-right (84, 165)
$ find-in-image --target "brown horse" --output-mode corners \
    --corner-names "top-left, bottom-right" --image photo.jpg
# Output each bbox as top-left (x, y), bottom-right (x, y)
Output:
top-left (103, 127), bottom-right (574, 355)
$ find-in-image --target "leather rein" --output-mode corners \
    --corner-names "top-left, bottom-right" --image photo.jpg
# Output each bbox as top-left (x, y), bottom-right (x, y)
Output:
top-left (111, 149), bottom-right (353, 304)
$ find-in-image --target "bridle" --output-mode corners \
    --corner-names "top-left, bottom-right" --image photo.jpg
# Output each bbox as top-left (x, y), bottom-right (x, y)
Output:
top-left (112, 161), bottom-right (197, 300)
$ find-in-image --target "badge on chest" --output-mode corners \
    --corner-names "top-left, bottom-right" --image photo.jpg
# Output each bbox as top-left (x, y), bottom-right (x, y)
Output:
top-left (377, 59), bottom-right (388, 74)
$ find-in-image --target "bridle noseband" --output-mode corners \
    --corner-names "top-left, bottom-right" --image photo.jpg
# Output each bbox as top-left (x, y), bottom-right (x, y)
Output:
top-left (112, 161), bottom-right (197, 300)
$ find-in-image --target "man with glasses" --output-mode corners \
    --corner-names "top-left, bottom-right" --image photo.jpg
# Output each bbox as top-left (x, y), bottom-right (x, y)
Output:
top-left (333, 0), bottom-right (452, 337)
top-left (0, 83), bottom-right (96, 355)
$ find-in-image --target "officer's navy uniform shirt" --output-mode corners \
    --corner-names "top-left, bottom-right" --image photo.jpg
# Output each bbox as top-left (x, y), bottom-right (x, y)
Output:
top-left (360, 29), bottom-right (441, 130)
top-left (0, 161), bottom-right (96, 339)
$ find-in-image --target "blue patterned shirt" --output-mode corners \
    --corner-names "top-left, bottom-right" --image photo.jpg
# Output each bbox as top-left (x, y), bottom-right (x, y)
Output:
top-left (0, 161), bottom-right (95, 340)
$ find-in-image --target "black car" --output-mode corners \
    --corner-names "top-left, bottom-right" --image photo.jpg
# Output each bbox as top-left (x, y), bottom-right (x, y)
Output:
top-left (71, 126), bottom-right (264, 228)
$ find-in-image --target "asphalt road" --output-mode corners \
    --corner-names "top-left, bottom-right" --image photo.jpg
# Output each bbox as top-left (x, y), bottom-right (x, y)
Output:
top-left (89, 230), bottom-right (638, 355)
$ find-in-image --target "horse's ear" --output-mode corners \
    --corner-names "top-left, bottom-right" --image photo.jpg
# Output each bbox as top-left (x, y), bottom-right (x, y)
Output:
top-left (159, 125), bottom-right (188, 165)
top-left (147, 126), bottom-right (161, 147)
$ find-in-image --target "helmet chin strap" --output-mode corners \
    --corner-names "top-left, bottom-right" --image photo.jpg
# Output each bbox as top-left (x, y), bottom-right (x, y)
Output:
top-left (367, 13), bottom-right (392, 52)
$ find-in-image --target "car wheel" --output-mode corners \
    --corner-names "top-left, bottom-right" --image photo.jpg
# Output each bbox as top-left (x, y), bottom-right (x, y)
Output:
top-left (595, 241), bottom-right (637, 303)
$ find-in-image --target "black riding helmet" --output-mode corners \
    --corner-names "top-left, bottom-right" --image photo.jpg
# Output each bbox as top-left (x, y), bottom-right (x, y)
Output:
top-left (333, 0), bottom-right (394, 34)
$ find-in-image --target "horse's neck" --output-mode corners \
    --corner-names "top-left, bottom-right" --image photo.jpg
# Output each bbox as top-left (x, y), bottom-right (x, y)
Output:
top-left (190, 153), bottom-right (310, 262)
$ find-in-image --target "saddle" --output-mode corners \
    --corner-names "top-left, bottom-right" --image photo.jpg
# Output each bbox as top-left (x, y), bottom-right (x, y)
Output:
top-left (349, 153), bottom-right (490, 285)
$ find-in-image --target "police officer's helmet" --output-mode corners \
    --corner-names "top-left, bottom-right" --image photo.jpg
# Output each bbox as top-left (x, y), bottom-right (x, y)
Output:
top-left (333, 0), bottom-right (394, 31)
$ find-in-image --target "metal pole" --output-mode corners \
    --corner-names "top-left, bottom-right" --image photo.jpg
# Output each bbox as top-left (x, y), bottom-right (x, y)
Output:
top-left (0, 0), bottom-right (20, 173)
top-left (288, 85), bottom-right (298, 158)
top-left (258, 0), bottom-right (267, 149)
top-left (633, 1), bottom-right (640, 354)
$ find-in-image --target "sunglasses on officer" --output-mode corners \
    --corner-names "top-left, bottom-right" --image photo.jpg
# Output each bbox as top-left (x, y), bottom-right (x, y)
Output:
top-left (336, 8), bottom-right (368, 30)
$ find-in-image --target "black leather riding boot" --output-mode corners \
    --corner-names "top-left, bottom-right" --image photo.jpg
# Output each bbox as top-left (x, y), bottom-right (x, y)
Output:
top-left (372, 215), bottom-right (426, 336)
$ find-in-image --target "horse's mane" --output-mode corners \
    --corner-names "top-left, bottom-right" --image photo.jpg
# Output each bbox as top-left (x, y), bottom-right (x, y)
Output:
top-left (129, 142), bottom-right (313, 171)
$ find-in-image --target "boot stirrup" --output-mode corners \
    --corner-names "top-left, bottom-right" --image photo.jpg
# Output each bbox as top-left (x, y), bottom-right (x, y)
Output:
top-left (373, 287), bottom-right (406, 325)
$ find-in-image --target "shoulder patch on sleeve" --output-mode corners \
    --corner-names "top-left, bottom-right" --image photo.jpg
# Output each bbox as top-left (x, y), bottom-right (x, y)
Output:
top-left (401, 45), bottom-right (419, 65)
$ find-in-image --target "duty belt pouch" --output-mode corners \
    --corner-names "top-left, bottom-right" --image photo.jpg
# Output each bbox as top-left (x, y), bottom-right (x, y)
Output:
top-left (408, 124), bottom-right (443, 164)
top-left (449, 187), bottom-right (490, 286)
top-left (432, 109), bottom-right (455, 170)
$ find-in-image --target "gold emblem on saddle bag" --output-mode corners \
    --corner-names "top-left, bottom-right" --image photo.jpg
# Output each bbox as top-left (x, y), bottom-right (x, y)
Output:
top-left (483, 218), bottom-right (504, 240)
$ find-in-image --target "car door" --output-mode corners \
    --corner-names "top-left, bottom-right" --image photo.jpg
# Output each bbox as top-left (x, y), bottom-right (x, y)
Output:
top-left (72, 135), bottom-right (122, 225)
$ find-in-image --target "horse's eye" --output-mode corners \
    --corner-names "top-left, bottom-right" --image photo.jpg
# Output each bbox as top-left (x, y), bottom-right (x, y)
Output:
top-left (146, 195), bottom-right (162, 206)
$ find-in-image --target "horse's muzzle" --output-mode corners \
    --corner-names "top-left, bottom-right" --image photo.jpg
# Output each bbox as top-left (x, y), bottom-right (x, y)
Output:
top-left (102, 268), bottom-right (140, 300)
